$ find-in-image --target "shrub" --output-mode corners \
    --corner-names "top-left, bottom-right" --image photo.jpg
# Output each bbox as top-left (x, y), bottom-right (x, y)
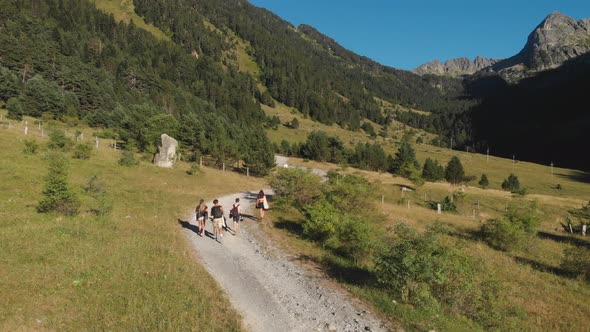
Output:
top-left (118, 150), bottom-right (139, 166)
top-left (430, 196), bottom-right (457, 212)
top-left (93, 193), bottom-right (114, 217)
top-left (186, 163), bottom-right (200, 175)
top-left (479, 174), bottom-right (489, 189)
top-left (480, 202), bottom-right (539, 251)
top-left (561, 246), bottom-right (590, 282)
top-left (72, 142), bottom-right (92, 160)
top-left (269, 168), bottom-right (323, 210)
top-left (83, 176), bottom-right (112, 217)
top-left (513, 187), bottom-right (528, 197)
top-left (375, 224), bottom-right (505, 326)
top-left (82, 175), bottom-right (107, 195)
top-left (23, 139), bottom-right (39, 155)
top-left (501, 174), bottom-right (520, 192)
top-left (37, 152), bottom-right (80, 215)
top-left (445, 156), bottom-right (465, 185)
top-left (302, 199), bottom-right (372, 261)
top-left (47, 128), bottom-right (73, 151)
top-left (6, 97), bottom-right (23, 120)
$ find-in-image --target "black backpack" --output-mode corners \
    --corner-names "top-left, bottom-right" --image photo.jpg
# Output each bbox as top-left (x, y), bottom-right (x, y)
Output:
top-left (211, 205), bottom-right (223, 218)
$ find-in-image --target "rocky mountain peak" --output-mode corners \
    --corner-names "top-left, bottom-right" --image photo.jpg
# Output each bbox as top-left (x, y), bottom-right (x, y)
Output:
top-left (413, 56), bottom-right (498, 76)
top-left (491, 11), bottom-right (590, 79)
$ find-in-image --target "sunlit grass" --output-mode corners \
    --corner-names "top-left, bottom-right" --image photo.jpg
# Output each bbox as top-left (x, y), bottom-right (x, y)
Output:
top-left (0, 111), bottom-right (267, 330)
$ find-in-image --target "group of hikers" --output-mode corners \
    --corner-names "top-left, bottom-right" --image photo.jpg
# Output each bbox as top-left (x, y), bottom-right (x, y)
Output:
top-left (194, 190), bottom-right (268, 242)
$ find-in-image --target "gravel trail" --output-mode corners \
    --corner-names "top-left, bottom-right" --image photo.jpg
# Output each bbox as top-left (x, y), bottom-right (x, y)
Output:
top-left (180, 191), bottom-right (390, 332)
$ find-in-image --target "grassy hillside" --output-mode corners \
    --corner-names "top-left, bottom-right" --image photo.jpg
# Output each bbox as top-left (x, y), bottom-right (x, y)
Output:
top-left (263, 155), bottom-right (590, 331)
top-left (94, 0), bottom-right (171, 41)
top-left (0, 110), bottom-right (266, 330)
top-left (265, 99), bottom-right (590, 200)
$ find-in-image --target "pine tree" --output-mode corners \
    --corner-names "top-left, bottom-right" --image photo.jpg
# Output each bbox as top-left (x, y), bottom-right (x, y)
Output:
top-left (445, 156), bottom-right (465, 185)
top-left (390, 141), bottom-right (419, 174)
top-left (37, 152), bottom-right (80, 215)
top-left (501, 174), bottom-right (520, 192)
top-left (422, 158), bottom-right (444, 181)
top-left (479, 174), bottom-right (489, 189)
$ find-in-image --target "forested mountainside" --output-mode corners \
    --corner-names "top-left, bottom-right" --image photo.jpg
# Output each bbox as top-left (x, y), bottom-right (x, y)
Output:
top-left (0, 0), bottom-right (274, 174)
top-left (469, 53), bottom-right (590, 169)
top-left (133, 0), bottom-right (475, 131)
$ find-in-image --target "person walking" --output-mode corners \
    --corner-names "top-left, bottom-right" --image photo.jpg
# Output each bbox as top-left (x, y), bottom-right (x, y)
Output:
top-left (210, 199), bottom-right (225, 242)
top-left (230, 198), bottom-right (242, 235)
top-left (256, 190), bottom-right (267, 220)
top-left (195, 199), bottom-right (207, 236)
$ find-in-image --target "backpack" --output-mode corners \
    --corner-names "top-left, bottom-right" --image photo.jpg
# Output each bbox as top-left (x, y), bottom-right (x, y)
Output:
top-left (211, 205), bottom-right (223, 218)
top-left (230, 204), bottom-right (239, 218)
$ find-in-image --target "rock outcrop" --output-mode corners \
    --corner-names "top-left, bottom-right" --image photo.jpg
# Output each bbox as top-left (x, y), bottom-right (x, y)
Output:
top-left (415, 12), bottom-right (590, 81)
top-left (491, 11), bottom-right (590, 80)
top-left (413, 56), bottom-right (499, 76)
top-left (154, 134), bottom-right (178, 168)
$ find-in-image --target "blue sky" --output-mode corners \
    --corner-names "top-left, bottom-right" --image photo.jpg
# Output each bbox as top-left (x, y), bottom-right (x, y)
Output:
top-left (248, 0), bottom-right (590, 70)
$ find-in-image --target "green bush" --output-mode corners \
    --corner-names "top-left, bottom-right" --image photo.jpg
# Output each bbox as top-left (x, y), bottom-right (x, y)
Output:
top-left (93, 193), bottom-right (114, 217)
top-left (82, 176), bottom-right (112, 217)
top-left (375, 224), bottom-right (506, 326)
top-left (23, 139), bottom-right (39, 155)
top-left (186, 163), bottom-right (200, 175)
top-left (480, 202), bottom-right (539, 251)
top-left (302, 199), bottom-right (372, 261)
top-left (72, 142), bottom-right (92, 160)
top-left (6, 97), bottom-right (23, 120)
top-left (82, 175), bottom-right (106, 195)
top-left (430, 196), bottom-right (457, 212)
top-left (269, 168), bottom-right (323, 210)
top-left (479, 174), bottom-right (489, 189)
top-left (47, 128), bottom-right (73, 151)
top-left (37, 152), bottom-right (80, 215)
top-left (118, 150), bottom-right (139, 166)
top-left (501, 174), bottom-right (520, 192)
top-left (561, 246), bottom-right (590, 282)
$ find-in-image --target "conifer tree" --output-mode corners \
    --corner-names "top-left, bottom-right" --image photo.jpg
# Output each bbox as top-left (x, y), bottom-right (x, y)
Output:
top-left (37, 152), bottom-right (80, 215)
top-left (479, 174), bottom-right (489, 189)
top-left (445, 156), bottom-right (465, 185)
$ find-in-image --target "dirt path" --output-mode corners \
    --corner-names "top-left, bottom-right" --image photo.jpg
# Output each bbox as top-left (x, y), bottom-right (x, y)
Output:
top-left (180, 191), bottom-right (389, 332)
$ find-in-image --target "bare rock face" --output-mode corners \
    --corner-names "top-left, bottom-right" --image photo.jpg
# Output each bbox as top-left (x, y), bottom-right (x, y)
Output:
top-left (154, 134), bottom-right (178, 168)
top-left (492, 11), bottom-right (590, 80)
top-left (413, 56), bottom-right (499, 76)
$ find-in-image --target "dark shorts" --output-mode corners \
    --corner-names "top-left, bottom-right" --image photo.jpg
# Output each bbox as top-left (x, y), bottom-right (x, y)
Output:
top-left (256, 203), bottom-right (263, 209)
top-left (233, 216), bottom-right (240, 222)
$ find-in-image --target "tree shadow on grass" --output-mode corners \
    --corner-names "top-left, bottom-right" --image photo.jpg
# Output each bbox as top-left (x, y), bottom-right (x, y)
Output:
top-left (274, 217), bottom-right (304, 236)
top-left (322, 256), bottom-right (377, 287)
top-left (556, 171), bottom-right (590, 184)
top-left (537, 231), bottom-right (590, 250)
top-left (512, 256), bottom-right (572, 278)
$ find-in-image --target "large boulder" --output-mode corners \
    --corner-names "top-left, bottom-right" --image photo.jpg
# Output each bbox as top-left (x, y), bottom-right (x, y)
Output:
top-left (154, 134), bottom-right (178, 168)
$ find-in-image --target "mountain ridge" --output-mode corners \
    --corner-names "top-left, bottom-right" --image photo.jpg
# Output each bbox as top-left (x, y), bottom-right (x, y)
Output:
top-left (413, 56), bottom-right (500, 76)
top-left (414, 11), bottom-right (590, 80)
